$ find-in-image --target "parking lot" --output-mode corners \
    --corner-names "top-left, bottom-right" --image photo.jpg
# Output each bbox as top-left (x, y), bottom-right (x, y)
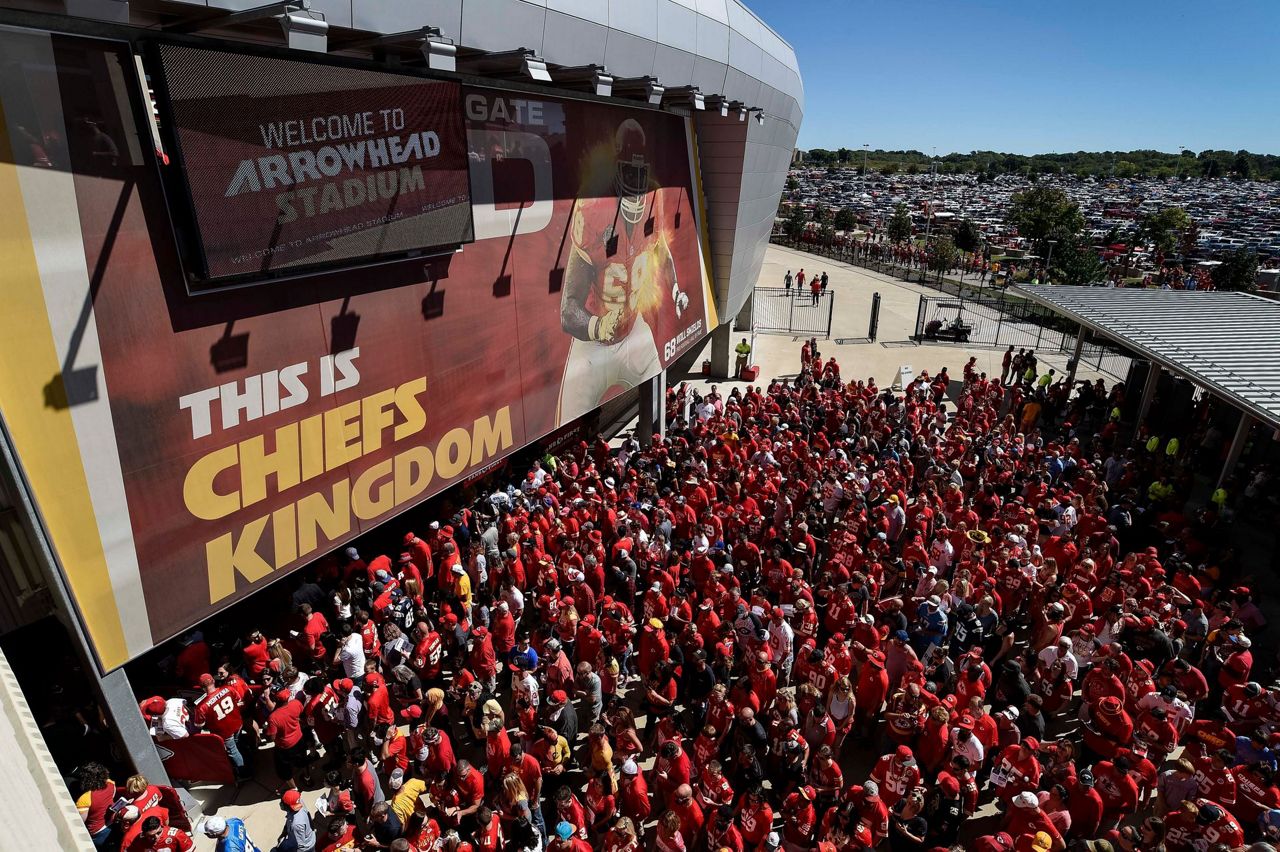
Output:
top-left (785, 169), bottom-right (1280, 264)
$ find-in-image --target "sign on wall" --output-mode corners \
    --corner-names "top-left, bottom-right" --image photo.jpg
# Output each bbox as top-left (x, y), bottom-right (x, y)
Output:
top-left (151, 42), bottom-right (474, 284)
top-left (0, 30), bottom-right (717, 669)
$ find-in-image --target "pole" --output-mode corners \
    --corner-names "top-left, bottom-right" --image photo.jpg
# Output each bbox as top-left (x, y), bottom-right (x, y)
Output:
top-left (862, 144), bottom-right (869, 176)
top-left (1065, 323), bottom-right (1086, 389)
top-left (1045, 240), bottom-right (1056, 284)
top-left (1217, 411), bottom-right (1254, 490)
top-left (1131, 363), bottom-right (1162, 442)
top-left (657, 368), bottom-right (667, 438)
top-left (922, 152), bottom-right (938, 284)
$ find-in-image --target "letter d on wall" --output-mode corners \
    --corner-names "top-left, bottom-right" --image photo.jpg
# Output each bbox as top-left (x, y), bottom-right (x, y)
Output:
top-left (468, 130), bottom-right (553, 241)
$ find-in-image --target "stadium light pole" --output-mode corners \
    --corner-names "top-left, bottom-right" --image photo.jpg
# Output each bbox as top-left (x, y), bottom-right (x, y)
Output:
top-left (921, 148), bottom-right (938, 282)
top-left (862, 143), bottom-right (869, 176)
top-left (1045, 239), bottom-right (1058, 284)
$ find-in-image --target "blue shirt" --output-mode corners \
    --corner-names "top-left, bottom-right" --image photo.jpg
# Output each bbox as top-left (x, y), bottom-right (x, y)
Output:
top-left (1235, 735), bottom-right (1277, 770)
top-left (509, 645), bottom-right (538, 672)
top-left (216, 818), bottom-right (262, 852)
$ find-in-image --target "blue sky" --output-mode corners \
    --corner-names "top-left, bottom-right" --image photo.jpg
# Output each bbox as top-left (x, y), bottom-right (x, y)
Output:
top-left (746, 0), bottom-right (1280, 155)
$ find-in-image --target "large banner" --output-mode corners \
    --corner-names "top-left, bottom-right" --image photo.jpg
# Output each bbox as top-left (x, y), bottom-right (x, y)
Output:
top-left (151, 43), bottom-right (474, 282)
top-left (0, 31), bottom-right (717, 669)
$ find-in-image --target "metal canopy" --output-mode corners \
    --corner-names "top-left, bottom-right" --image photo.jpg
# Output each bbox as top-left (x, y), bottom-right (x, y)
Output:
top-left (1010, 286), bottom-right (1280, 429)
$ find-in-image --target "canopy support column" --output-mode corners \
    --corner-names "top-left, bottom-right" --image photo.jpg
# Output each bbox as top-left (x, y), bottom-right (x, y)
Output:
top-left (1065, 323), bottom-right (1086, 390)
top-left (1217, 411), bottom-right (1255, 490)
top-left (1131, 363), bottom-right (1162, 442)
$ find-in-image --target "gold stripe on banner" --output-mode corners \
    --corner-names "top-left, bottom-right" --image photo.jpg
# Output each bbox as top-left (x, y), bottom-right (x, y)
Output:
top-left (0, 104), bottom-right (128, 670)
top-left (686, 118), bottom-right (720, 330)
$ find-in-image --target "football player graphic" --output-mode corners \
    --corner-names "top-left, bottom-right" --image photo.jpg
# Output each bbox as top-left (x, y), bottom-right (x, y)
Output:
top-left (556, 117), bottom-right (688, 424)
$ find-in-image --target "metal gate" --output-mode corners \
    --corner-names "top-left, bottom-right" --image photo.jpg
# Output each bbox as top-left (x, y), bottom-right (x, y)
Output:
top-left (752, 287), bottom-right (834, 336)
top-left (912, 294), bottom-right (1133, 380)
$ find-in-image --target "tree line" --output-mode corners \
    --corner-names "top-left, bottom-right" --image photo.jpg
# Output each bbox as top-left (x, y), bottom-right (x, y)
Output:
top-left (798, 148), bottom-right (1279, 180)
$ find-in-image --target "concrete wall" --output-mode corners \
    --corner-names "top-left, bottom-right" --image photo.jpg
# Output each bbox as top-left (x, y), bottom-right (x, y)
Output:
top-left (0, 647), bottom-right (94, 851)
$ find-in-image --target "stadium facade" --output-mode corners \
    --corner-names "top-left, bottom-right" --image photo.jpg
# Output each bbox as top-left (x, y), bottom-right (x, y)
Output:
top-left (0, 0), bottom-right (801, 838)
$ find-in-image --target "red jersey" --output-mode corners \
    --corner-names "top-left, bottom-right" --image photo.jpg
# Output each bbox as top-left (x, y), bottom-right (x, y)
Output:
top-left (570, 189), bottom-right (671, 341)
top-left (193, 687), bottom-right (243, 739)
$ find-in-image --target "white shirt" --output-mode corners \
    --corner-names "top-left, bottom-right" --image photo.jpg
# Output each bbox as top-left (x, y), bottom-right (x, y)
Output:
top-left (157, 698), bottom-right (190, 741)
top-left (340, 633), bottom-right (366, 678)
top-left (767, 619), bottom-right (795, 664)
top-left (503, 585), bottom-right (525, 619)
top-left (513, 670), bottom-right (540, 709)
top-left (928, 538), bottom-right (954, 571)
top-left (1037, 646), bottom-right (1079, 680)
top-left (949, 729), bottom-right (984, 765)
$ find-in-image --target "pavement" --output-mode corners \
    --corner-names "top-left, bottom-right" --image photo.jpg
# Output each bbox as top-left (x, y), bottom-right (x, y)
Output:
top-left (670, 242), bottom-right (1113, 397)
top-left (181, 243), bottom-right (1122, 848)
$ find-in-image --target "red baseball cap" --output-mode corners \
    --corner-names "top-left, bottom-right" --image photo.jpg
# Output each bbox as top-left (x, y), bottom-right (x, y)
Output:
top-left (282, 790), bottom-right (302, 808)
top-left (895, 745), bottom-right (916, 764)
top-left (550, 690), bottom-right (568, 705)
top-left (198, 673), bottom-right (215, 687)
top-left (275, 689), bottom-right (291, 703)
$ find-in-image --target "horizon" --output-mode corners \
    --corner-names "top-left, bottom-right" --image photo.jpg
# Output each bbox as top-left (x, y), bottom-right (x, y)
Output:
top-left (747, 0), bottom-right (1280, 156)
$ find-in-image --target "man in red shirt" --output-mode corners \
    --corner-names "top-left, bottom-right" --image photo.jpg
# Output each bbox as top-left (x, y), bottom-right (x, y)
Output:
top-left (1191, 749), bottom-right (1238, 809)
top-left (297, 603), bottom-right (329, 666)
top-left (871, 745), bottom-right (922, 808)
top-left (781, 786), bottom-right (817, 851)
top-left (192, 673), bottom-right (246, 778)
top-left (265, 689), bottom-right (307, 787)
top-left (445, 760), bottom-right (485, 827)
top-left (1092, 756), bottom-right (1139, 829)
top-left (129, 814), bottom-right (192, 852)
top-left (735, 785), bottom-right (774, 849)
top-left (618, 760), bottom-right (651, 828)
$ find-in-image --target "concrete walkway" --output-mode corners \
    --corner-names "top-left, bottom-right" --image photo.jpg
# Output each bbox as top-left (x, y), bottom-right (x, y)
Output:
top-left (674, 242), bottom-right (1110, 397)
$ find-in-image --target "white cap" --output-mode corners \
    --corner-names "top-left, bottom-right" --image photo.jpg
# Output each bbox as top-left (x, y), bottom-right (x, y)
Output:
top-left (389, 768), bottom-right (404, 790)
top-left (123, 806), bottom-right (140, 821)
top-left (622, 759), bottom-right (639, 775)
top-left (1013, 791), bottom-right (1039, 809)
top-left (429, 521), bottom-right (439, 530)
top-left (202, 816), bottom-right (227, 837)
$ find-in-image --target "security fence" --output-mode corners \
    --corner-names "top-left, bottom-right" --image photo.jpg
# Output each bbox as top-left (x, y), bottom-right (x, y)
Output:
top-left (752, 286), bottom-right (835, 337)
top-left (914, 294), bottom-right (1132, 380)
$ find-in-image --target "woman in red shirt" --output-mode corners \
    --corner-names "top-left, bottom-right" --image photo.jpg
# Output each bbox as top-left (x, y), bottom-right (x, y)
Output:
top-left (75, 763), bottom-right (116, 849)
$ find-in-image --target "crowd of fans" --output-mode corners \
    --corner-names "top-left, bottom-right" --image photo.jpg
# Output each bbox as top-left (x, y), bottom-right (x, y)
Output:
top-left (75, 342), bottom-right (1280, 852)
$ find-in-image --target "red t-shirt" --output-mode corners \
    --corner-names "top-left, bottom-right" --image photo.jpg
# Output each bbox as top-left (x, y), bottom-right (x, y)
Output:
top-left (457, 767), bottom-right (485, 807)
top-left (267, 699), bottom-right (304, 748)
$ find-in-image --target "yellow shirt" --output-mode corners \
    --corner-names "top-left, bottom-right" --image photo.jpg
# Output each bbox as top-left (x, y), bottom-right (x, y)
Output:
top-left (392, 778), bottom-right (428, 824)
top-left (548, 735), bottom-right (570, 768)
top-left (455, 572), bottom-right (472, 608)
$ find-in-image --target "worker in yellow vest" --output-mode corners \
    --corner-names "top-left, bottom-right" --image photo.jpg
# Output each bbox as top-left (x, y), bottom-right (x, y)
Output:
top-left (735, 338), bottom-right (752, 376)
